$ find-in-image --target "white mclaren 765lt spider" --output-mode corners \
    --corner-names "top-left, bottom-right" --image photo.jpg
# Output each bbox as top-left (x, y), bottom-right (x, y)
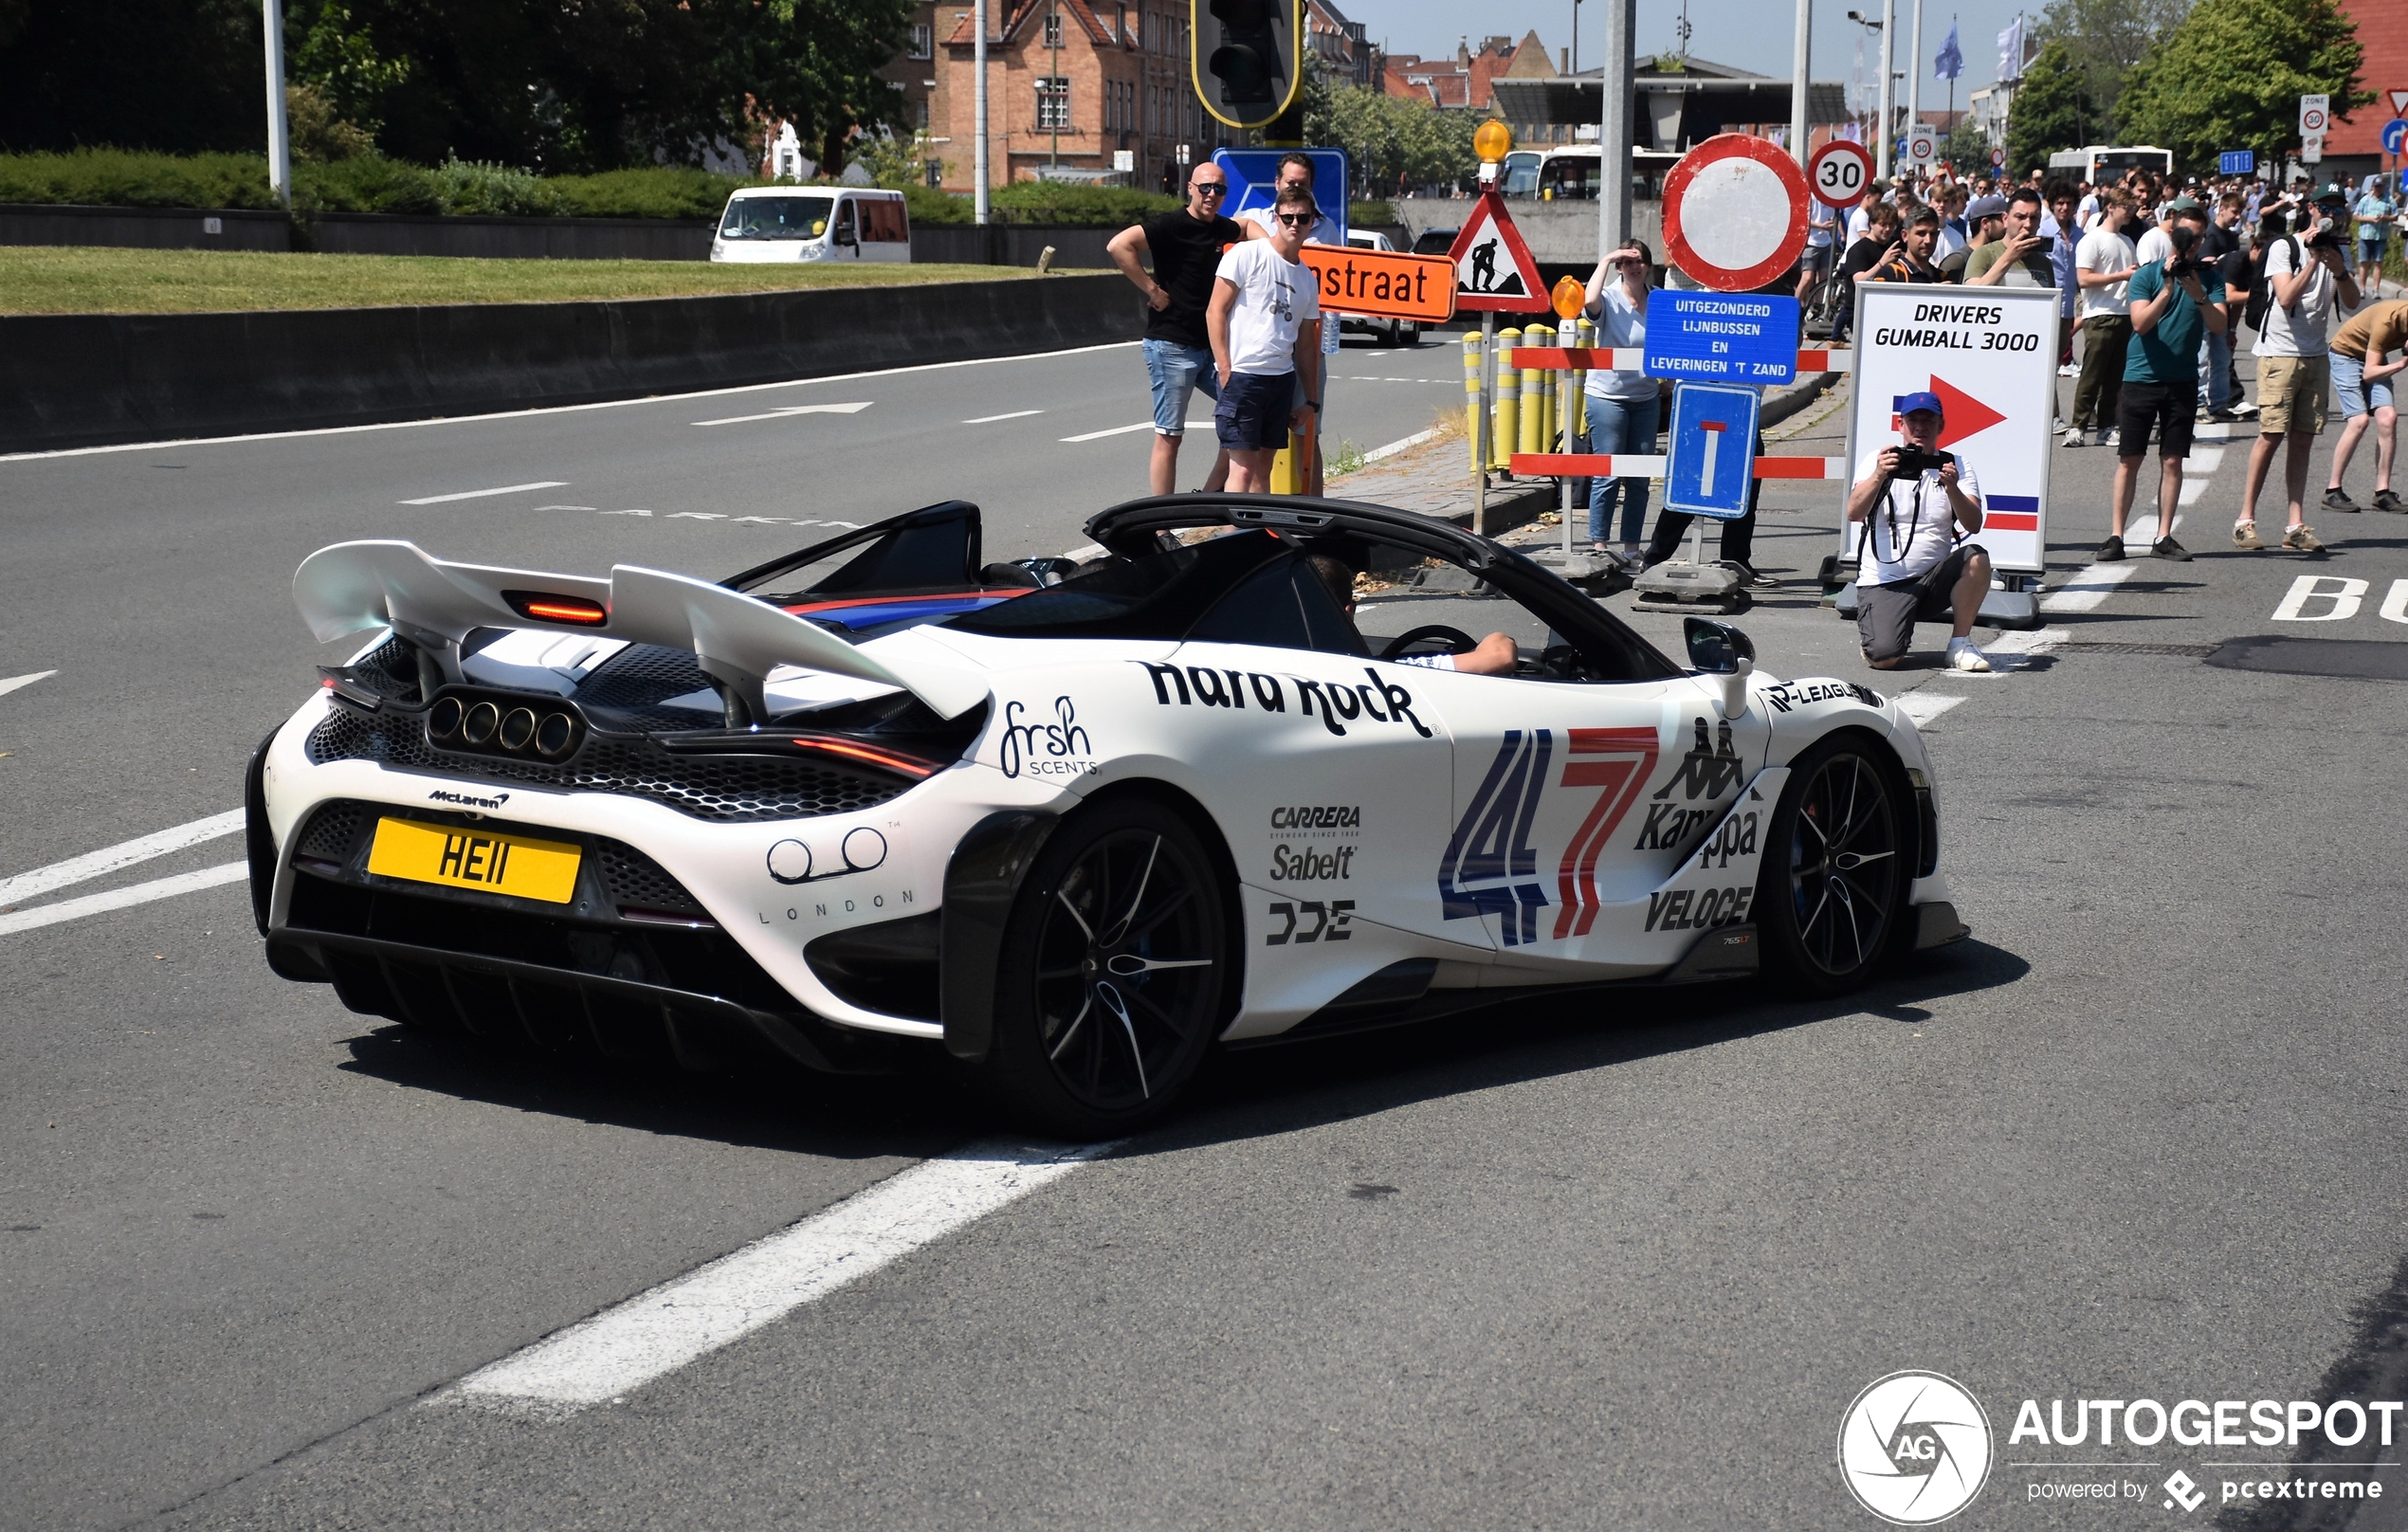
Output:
top-left (248, 494), bottom-right (1966, 1134)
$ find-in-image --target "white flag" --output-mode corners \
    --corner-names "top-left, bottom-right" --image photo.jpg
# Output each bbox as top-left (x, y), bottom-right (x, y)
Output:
top-left (1997, 15), bottom-right (2024, 81)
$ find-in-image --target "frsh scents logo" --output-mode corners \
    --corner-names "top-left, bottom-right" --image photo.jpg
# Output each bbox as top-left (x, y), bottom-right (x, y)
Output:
top-left (1839, 1371), bottom-right (1995, 1524)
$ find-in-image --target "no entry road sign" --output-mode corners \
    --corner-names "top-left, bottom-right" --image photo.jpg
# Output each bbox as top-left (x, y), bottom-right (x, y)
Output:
top-left (1665, 382), bottom-right (1761, 520)
top-left (1661, 136), bottom-right (1810, 293)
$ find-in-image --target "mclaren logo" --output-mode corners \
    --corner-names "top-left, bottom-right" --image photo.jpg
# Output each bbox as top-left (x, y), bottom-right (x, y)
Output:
top-left (428, 789), bottom-right (511, 811)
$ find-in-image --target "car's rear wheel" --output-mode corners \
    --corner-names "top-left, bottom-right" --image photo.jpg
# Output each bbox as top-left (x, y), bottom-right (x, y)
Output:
top-left (1757, 736), bottom-right (1906, 995)
top-left (981, 799), bottom-right (1228, 1137)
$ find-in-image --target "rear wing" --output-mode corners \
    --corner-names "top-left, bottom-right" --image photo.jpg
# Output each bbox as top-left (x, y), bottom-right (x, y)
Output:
top-left (293, 540), bottom-right (989, 722)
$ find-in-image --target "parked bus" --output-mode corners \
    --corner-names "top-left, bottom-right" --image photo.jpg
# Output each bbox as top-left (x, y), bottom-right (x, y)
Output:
top-left (1502, 145), bottom-right (1685, 203)
top-left (2046, 146), bottom-right (2177, 183)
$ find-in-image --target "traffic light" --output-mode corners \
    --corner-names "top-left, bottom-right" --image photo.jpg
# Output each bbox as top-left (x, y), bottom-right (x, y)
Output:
top-left (1193, 0), bottom-right (1302, 131)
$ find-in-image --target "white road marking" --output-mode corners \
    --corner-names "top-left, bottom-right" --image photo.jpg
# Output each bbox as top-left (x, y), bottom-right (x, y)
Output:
top-left (1, 340), bottom-right (1143, 464)
top-left (0, 809), bottom-right (245, 908)
top-left (963, 409), bottom-right (1044, 424)
top-left (1061, 419), bottom-right (1208, 443)
top-left (1895, 693), bottom-right (1966, 723)
top-left (1362, 428), bottom-right (1439, 463)
top-left (2178, 478), bottom-right (2210, 505)
top-left (2273, 574), bottom-right (2367, 621)
top-left (2041, 561), bottom-right (2143, 613)
top-left (0, 669), bottom-right (56, 700)
top-left (447, 1140), bottom-right (1113, 1413)
top-left (693, 401), bottom-right (873, 428)
top-left (1945, 627), bottom-right (2068, 676)
top-left (0, 861), bottom-right (246, 938)
top-left (2188, 446), bottom-right (2225, 471)
top-left (2124, 513), bottom-right (2181, 545)
top-left (399, 481), bottom-right (568, 505)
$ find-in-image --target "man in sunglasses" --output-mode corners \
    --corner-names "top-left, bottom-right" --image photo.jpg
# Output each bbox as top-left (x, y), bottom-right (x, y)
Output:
top-left (1207, 186), bottom-right (1323, 494)
top-left (1108, 164), bottom-right (1248, 494)
top-left (1237, 153), bottom-right (1343, 494)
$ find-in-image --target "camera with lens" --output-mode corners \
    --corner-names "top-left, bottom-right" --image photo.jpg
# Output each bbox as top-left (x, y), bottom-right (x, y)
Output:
top-left (2304, 212), bottom-right (2345, 251)
top-left (2164, 221), bottom-right (2200, 272)
top-left (1888, 447), bottom-right (1952, 480)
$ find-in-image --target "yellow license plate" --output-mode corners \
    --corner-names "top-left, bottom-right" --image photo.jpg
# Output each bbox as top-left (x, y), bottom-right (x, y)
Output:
top-left (365, 818), bottom-right (582, 904)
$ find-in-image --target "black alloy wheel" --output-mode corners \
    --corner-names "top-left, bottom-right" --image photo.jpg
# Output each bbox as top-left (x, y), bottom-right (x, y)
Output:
top-left (1758, 736), bottom-right (1905, 995)
top-left (986, 799), bottom-right (1229, 1136)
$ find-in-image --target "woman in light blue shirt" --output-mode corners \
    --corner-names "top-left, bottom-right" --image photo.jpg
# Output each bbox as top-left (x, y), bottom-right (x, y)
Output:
top-left (1580, 241), bottom-right (1664, 560)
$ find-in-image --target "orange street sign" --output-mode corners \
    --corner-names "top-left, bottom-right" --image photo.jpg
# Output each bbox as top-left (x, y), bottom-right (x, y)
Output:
top-left (1298, 245), bottom-right (1458, 323)
top-left (1551, 274), bottom-right (1587, 319)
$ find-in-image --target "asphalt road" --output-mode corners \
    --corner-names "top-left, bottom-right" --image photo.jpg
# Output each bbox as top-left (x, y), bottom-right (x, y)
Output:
top-left (5, 322), bottom-right (2408, 1532)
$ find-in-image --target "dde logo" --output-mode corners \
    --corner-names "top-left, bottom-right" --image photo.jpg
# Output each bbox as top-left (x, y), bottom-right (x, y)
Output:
top-left (1839, 1371), bottom-right (1995, 1524)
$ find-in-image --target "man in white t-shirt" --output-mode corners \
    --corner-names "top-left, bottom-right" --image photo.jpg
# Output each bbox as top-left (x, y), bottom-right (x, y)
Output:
top-left (2235, 193), bottom-right (2362, 553)
top-left (1207, 186), bottom-right (1322, 494)
top-left (1847, 392), bottom-right (1994, 671)
top-left (1237, 153), bottom-right (1342, 494)
top-left (2069, 190), bottom-right (2140, 447)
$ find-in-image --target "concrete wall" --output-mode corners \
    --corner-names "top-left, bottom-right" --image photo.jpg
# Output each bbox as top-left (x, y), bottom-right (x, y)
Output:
top-left (0, 273), bottom-right (1141, 455)
top-left (0, 202), bottom-right (292, 251)
top-left (1393, 197), bottom-right (1665, 265)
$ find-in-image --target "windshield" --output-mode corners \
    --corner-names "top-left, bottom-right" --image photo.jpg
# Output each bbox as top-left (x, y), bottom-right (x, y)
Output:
top-left (1501, 153), bottom-right (1541, 198)
top-left (721, 195), bottom-right (834, 241)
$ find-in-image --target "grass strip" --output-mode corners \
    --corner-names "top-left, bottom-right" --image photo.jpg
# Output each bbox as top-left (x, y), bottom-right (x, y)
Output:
top-left (0, 246), bottom-right (1063, 316)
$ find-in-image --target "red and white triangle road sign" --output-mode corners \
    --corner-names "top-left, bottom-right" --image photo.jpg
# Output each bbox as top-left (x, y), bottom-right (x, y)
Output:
top-left (1447, 192), bottom-right (1549, 313)
top-left (2392, 88), bottom-right (2408, 116)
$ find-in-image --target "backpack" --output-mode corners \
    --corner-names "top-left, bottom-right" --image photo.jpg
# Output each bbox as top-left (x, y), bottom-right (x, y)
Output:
top-left (2244, 234), bottom-right (2299, 333)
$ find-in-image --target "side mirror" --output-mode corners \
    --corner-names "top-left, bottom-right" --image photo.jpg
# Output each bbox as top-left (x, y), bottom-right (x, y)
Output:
top-left (1685, 617), bottom-right (1756, 720)
top-left (1684, 617), bottom-right (1756, 674)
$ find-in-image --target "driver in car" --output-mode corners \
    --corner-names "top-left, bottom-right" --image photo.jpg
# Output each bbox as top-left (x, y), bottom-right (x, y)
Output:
top-left (1307, 555), bottom-right (1518, 674)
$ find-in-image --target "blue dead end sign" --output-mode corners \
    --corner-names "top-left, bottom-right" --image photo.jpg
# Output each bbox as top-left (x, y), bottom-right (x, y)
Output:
top-left (1664, 381), bottom-right (1760, 520)
top-left (1644, 290), bottom-right (1801, 385)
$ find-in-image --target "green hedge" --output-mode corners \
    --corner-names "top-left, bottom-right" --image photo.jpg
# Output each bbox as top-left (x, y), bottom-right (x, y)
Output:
top-left (0, 148), bottom-right (1189, 227)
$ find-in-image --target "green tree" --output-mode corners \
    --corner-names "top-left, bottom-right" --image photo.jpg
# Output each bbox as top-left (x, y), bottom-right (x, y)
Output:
top-left (2032, 0), bottom-right (2192, 134)
top-left (1304, 80), bottom-right (1479, 198)
top-left (2003, 40), bottom-right (2097, 175)
top-left (2115, 0), bottom-right (2370, 171)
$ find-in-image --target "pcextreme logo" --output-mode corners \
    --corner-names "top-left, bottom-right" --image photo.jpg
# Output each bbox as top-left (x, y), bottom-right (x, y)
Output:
top-left (1839, 1371), bottom-right (1996, 1524)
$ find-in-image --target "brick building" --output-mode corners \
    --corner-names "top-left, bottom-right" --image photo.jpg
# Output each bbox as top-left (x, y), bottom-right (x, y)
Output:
top-left (1382, 31), bottom-right (1561, 136)
top-left (2328, 0), bottom-right (2407, 176)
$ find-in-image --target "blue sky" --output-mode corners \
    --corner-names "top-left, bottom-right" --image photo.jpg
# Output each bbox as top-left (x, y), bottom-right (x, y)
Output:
top-left (1360, 0), bottom-right (2037, 101)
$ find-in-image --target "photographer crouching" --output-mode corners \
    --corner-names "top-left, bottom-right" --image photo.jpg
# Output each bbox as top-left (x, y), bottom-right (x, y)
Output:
top-left (1848, 392), bottom-right (1994, 672)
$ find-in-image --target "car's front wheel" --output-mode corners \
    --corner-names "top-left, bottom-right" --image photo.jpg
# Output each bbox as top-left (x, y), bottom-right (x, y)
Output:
top-left (1757, 735), bottom-right (1906, 995)
top-left (980, 799), bottom-right (1229, 1137)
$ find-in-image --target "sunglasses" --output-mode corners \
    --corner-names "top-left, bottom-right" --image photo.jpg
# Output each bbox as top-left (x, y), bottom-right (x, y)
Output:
top-left (1191, 182), bottom-right (1227, 195)
top-left (1275, 211), bottom-right (1314, 227)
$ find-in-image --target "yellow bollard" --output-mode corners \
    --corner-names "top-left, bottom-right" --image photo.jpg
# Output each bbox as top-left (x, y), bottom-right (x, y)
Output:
top-left (1572, 316), bottom-right (1596, 449)
top-left (1494, 327), bottom-right (1522, 472)
top-left (1522, 322), bottom-right (1553, 457)
top-left (1463, 331), bottom-right (1485, 473)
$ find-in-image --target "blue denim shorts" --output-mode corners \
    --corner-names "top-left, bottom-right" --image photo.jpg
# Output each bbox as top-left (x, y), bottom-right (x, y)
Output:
top-left (1142, 338), bottom-right (1220, 435)
top-left (2332, 352), bottom-right (2396, 419)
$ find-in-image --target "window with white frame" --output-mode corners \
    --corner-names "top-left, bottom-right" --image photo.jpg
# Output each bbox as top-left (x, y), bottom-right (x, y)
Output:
top-left (1043, 10), bottom-right (1062, 46)
top-left (908, 21), bottom-right (932, 57)
top-left (1036, 77), bottom-right (1070, 131)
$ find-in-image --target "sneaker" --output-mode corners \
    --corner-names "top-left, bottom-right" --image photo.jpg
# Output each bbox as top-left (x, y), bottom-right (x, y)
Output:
top-left (2063, 427), bottom-right (2087, 447)
top-left (2233, 400), bottom-right (2260, 418)
top-left (2323, 486), bottom-right (2361, 512)
top-left (1946, 637), bottom-right (1993, 672)
top-left (2232, 520), bottom-right (2264, 550)
top-left (2208, 407), bottom-right (2242, 422)
top-left (2284, 524), bottom-right (2326, 553)
top-left (2377, 489), bottom-right (2405, 513)
top-left (2099, 427), bottom-right (2120, 449)
top-left (1723, 560), bottom-right (1779, 589)
top-left (2097, 534), bottom-right (2125, 561)
top-left (2152, 536), bottom-right (2193, 561)
top-left (2058, 361), bottom-right (2080, 376)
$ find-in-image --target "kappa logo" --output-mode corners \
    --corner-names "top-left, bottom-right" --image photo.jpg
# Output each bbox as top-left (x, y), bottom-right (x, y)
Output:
top-left (1552, 726), bottom-right (1658, 939)
top-left (1438, 730), bottom-right (1553, 945)
top-left (1653, 717), bottom-right (1746, 801)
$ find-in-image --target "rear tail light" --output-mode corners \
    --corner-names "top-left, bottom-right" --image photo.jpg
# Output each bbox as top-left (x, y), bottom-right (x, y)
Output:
top-left (502, 591), bottom-right (610, 627)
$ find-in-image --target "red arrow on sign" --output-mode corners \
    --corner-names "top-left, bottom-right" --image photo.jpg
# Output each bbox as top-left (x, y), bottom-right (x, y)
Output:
top-left (1888, 375), bottom-right (2009, 449)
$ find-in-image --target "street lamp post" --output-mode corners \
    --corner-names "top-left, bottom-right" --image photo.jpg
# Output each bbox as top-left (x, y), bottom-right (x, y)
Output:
top-left (1845, 9), bottom-right (1888, 179)
top-left (262, 0), bottom-right (290, 208)
top-left (1789, 0), bottom-right (1811, 170)
top-left (974, 0), bottom-right (990, 225)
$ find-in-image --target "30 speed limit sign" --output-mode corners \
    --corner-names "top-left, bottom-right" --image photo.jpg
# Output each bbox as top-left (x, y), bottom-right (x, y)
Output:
top-left (1808, 139), bottom-right (1874, 208)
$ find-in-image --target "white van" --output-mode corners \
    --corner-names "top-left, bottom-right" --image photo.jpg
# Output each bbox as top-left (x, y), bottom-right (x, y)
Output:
top-left (710, 186), bottom-right (910, 264)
